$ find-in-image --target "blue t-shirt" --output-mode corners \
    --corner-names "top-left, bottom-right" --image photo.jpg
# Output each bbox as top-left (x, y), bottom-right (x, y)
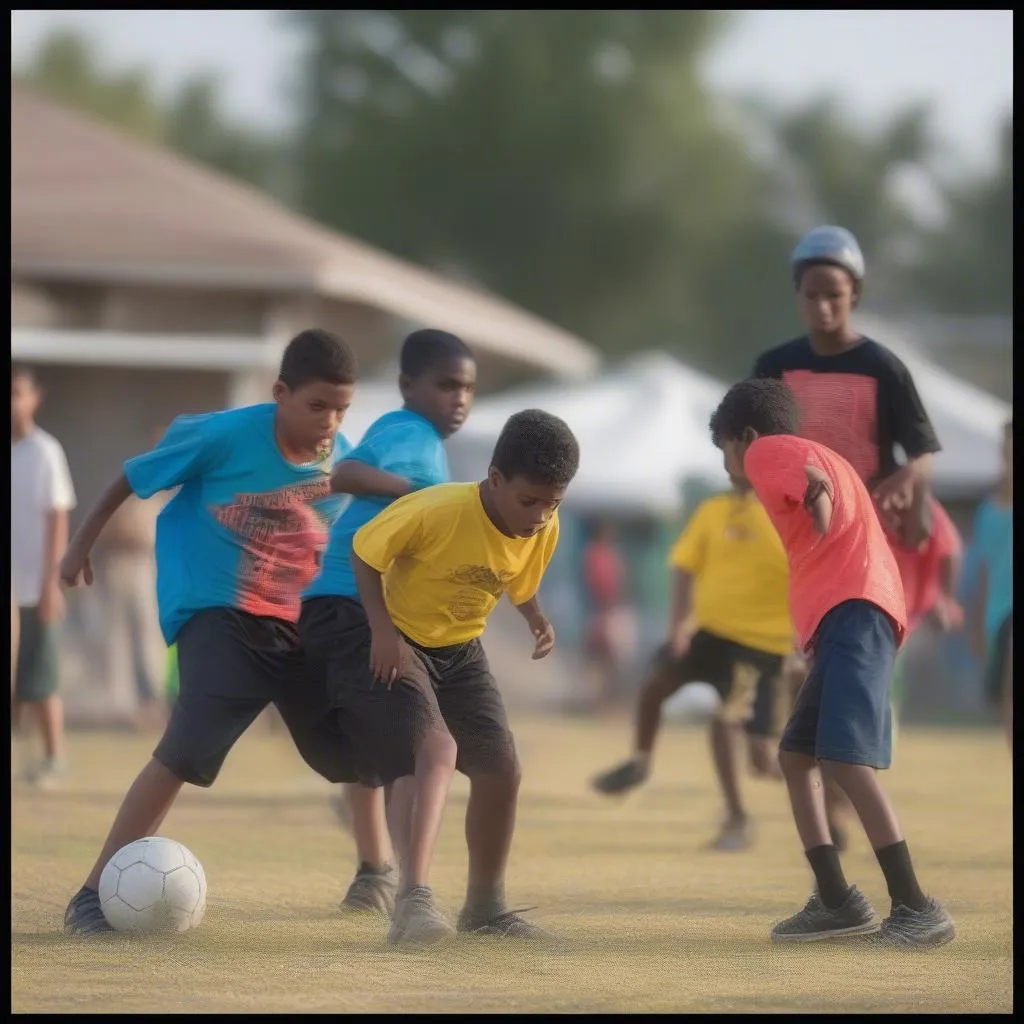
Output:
top-left (124, 403), bottom-right (352, 644)
top-left (304, 408), bottom-right (448, 601)
top-left (970, 497), bottom-right (1013, 646)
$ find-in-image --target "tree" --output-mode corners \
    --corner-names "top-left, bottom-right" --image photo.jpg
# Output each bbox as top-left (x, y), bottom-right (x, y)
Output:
top-left (283, 11), bottom-right (785, 375)
top-left (906, 113), bottom-right (1012, 315)
top-left (15, 27), bottom-right (286, 197)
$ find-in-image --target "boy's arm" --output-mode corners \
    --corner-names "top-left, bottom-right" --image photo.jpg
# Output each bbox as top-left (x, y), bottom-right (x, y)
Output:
top-left (60, 474), bottom-right (135, 587)
top-left (352, 554), bottom-right (407, 685)
top-left (513, 594), bottom-right (556, 660)
top-left (802, 465), bottom-right (834, 535)
top-left (667, 569), bottom-right (695, 656)
top-left (330, 460), bottom-right (414, 499)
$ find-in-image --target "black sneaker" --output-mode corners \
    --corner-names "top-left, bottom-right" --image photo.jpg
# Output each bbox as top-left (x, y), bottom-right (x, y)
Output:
top-left (872, 897), bottom-right (956, 948)
top-left (457, 905), bottom-right (552, 940)
top-left (340, 863), bottom-right (398, 918)
top-left (63, 885), bottom-right (114, 936)
top-left (591, 758), bottom-right (648, 796)
top-left (771, 886), bottom-right (879, 942)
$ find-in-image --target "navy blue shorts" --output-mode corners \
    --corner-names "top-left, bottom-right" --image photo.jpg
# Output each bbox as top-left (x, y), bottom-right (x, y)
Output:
top-left (779, 599), bottom-right (897, 769)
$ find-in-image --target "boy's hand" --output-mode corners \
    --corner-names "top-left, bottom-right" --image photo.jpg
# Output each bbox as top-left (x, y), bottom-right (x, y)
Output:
top-left (528, 615), bottom-right (556, 660)
top-left (668, 624), bottom-right (693, 659)
top-left (930, 598), bottom-right (964, 634)
top-left (59, 543), bottom-right (94, 588)
top-left (369, 625), bottom-right (407, 687)
top-left (873, 464), bottom-right (915, 513)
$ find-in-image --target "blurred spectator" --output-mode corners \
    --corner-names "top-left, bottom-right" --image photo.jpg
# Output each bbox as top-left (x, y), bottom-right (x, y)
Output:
top-left (11, 363), bottom-right (76, 788)
top-left (579, 520), bottom-right (636, 712)
top-left (968, 419), bottom-right (1012, 750)
top-left (93, 484), bottom-right (169, 731)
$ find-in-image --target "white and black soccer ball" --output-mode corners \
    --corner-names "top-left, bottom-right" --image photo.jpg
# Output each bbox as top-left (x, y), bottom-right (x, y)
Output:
top-left (98, 837), bottom-right (207, 933)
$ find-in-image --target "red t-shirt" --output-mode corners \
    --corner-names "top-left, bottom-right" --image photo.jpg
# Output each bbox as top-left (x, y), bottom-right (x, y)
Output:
top-left (744, 435), bottom-right (907, 653)
top-left (885, 498), bottom-right (961, 635)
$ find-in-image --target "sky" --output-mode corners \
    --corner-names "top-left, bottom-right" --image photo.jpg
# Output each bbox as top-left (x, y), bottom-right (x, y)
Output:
top-left (10, 9), bottom-right (1014, 175)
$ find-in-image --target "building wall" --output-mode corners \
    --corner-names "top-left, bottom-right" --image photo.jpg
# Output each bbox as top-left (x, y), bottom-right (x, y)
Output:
top-left (31, 365), bottom-right (230, 533)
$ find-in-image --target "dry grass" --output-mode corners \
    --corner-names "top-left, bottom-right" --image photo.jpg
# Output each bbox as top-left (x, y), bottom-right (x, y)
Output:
top-left (11, 715), bottom-right (1013, 1014)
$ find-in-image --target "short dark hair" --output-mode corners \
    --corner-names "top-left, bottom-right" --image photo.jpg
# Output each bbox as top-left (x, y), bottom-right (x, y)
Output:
top-left (11, 362), bottom-right (39, 386)
top-left (490, 409), bottom-right (580, 489)
top-left (709, 378), bottom-right (801, 447)
top-left (278, 329), bottom-right (358, 389)
top-left (400, 329), bottom-right (474, 378)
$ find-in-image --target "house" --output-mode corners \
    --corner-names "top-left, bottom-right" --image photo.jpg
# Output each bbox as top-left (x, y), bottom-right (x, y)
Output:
top-left (11, 84), bottom-right (599, 525)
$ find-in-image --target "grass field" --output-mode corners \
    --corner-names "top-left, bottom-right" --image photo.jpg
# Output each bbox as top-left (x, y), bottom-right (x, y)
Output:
top-left (11, 715), bottom-right (1013, 1014)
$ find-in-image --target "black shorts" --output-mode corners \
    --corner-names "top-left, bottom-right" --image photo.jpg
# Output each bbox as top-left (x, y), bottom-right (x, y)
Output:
top-left (652, 629), bottom-right (787, 737)
top-left (986, 612), bottom-right (1013, 705)
top-left (300, 597), bottom-right (516, 785)
top-left (153, 608), bottom-right (358, 788)
top-left (14, 605), bottom-right (60, 702)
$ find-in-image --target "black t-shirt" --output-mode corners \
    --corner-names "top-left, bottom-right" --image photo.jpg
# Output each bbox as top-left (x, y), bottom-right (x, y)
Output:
top-left (751, 336), bottom-right (941, 488)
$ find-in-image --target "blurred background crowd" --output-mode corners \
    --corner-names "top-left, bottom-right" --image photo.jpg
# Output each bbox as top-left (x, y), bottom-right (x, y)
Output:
top-left (10, 11), bottom-right (1012, 740)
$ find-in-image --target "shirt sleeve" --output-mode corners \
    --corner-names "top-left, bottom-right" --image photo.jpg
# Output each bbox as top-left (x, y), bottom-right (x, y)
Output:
top-left (744, 436), bottom-right (822, 511)
top-left (881, 352), bottom-right (942, 460)
top-left (41, 439), bottom-right (77, 512)
top-left (351, 492), bottom-right (428, 573)
top-left (507, 515), bottom-right (561, 606)
top-left (668, 504), bottom-right (709, 574)
top-left (348, 423), bottom-right (441, 489)
top-left (123, 413), bottom-right (227, 499)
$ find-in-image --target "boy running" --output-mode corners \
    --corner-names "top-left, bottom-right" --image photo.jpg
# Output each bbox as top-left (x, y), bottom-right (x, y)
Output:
top-left (303, 328), bottom-right (477, 917)
top-left (591, 476), bottom-right (794, 851)
top-left (302, 409), bottom-right (579, 944)
top-left (60, 329), bottom-right (369, 935)
top-left (709, 376), bottom-right (955, 947)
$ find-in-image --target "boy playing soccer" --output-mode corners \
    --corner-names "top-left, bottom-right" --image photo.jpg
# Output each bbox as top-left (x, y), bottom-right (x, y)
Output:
top-left (709, 377), bottom-right (955, 947)
top-left (303, 328), bottom-right (477, 917)
top-left (301, 409), bottom-right (579, 944)
top-left (60, 329), bottom-right (371, 934)
top-left (591, 476), bottom-right (794, 851)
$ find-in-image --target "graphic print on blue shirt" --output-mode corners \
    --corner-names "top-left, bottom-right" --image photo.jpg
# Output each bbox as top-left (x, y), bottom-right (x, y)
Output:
top-left (124, 403), bottom-right (351, 643)
top-left (304, 408), bottom-right (449, 601)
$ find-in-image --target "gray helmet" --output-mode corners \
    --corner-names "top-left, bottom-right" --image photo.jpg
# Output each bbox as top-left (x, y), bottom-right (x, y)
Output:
top-left (790, 226), bottom-right (865, 282)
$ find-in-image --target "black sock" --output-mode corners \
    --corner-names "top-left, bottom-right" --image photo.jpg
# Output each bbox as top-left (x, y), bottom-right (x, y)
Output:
top-left (875, 840), bottom-right (928, 911)
top-left (805, 844), bottom-right (850, 910)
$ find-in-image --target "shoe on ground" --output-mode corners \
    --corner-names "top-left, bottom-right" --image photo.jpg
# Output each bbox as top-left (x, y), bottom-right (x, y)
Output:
top-left (591, 758), bottom-right (648, 796)
top-left (871, 897), bottom-right (956, 948)
top-left (387, 886), bottom-right (455, 946)
top-left (707, 817), bottom-right (754, 851)
top-left (457, 905), bottom-right (553, 940)
top-left (64, 885), bottom-right (114, 936)
top-left (771, 886), bottom-right (880, 942)
top-left (26, 756), bottom-right (68, 790)
top-left (340, 863), bottom-right (398, 917)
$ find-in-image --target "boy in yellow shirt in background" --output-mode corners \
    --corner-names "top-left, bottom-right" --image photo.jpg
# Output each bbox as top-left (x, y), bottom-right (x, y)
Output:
top-left (592, 475), bottom-right (793, 851)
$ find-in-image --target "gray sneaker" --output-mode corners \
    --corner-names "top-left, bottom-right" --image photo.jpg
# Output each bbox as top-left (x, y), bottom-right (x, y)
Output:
top-left (771, 886), bottom-right (880, 942)
top-left (457, 905), bottom-right (552, 940)
top-left (341, 863), bottom-right (398, 917)
top-left (591, 758), bottom-right (648, 796)
top-left (387, 886), bottom-right (455, 946)
top-left (63, 885), bottom-right (114, 936)
top-left (873, 898), bottom-right (956, 948)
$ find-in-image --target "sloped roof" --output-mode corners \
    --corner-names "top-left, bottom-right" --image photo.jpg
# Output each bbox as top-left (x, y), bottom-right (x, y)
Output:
top-left (10, 84), bottom-right (598, 378)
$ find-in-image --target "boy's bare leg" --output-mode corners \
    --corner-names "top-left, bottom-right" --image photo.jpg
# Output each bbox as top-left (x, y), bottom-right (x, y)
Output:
top-left (347, 784), bottom-right (395, 868)
top-left (83, 758), bottom-right (184, 889)
top-left (707, 720), bottom-right (753, 850)
top-left (824, 777), bottom-right (853, 850)
top-left (385, 776), bottom-right (416, 871)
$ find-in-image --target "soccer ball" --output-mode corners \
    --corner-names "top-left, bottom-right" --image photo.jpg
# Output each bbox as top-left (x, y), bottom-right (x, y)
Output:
top-left (98, 837), bottom-right (207, 933)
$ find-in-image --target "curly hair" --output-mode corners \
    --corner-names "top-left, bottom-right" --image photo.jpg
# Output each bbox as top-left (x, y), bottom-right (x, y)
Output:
top-left (709, 378), bottom-right (801, 447)
top-left (490, 409), bottom-right (580, 488)
top-left (278, 329), bottom-right (358, 389)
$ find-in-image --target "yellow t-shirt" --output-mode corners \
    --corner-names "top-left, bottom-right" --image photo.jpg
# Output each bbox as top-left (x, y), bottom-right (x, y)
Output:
top-left (669, 490), bottom-right (793, 656)
top-left (352, 481), bottom-right (560, 648)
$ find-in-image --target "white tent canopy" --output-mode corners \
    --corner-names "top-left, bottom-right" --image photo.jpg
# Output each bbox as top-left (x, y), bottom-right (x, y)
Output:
top-left (448, 344), bottom-right (1010, 515)
top-left (448, 352), bottom-right (730, 515)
